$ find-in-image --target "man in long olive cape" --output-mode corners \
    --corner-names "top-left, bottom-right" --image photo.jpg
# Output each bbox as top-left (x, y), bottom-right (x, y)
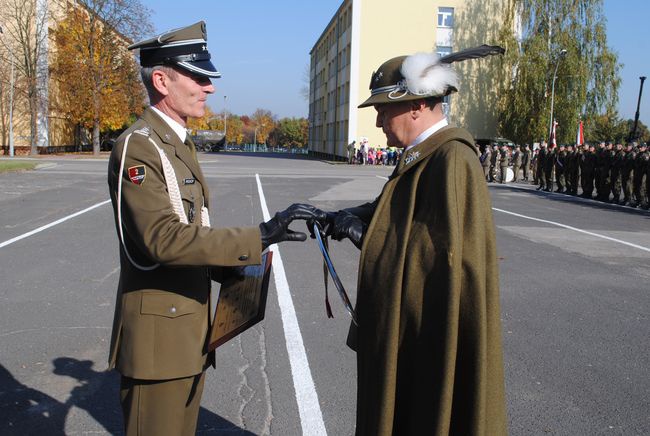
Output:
top-left (310, 51), bottom-right (508, 435)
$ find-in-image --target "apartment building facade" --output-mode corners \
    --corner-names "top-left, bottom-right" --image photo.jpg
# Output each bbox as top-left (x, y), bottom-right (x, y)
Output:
top-left (308, 0), bottom-right (514, 159)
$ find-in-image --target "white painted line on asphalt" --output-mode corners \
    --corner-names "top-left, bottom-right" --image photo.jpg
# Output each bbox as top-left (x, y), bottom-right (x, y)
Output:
top-left (255, 174), bottom-right (327, 436)
top-left (0, 200), bottom-right (111, 249)
top-left (376, 175), bottom-right (389, 180)
top-left (492, 207), bottom-right (650, 253)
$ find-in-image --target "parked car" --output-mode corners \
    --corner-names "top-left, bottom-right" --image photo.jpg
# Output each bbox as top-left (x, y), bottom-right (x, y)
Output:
top-left (191, 130), bottom-right (226, 152)
top-left (100, 138), bottom-right (116, 151)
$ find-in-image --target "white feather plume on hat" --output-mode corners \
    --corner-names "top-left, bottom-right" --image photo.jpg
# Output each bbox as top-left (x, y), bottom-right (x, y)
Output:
top-left (401, 52), bottom-right (458, 97)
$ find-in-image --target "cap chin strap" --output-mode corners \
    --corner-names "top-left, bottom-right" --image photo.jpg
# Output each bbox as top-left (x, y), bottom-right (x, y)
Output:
top-left (117, 134), bottom-right (210, 271)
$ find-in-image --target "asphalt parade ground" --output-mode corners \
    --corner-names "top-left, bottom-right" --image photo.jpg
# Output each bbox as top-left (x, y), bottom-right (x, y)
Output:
top-left (0, 153), bottom-right (648, 435)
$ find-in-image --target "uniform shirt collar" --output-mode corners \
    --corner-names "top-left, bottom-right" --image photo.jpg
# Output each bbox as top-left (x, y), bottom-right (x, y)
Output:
top-left (405, 118), bottom-right (448, 152)
top-left (150, 106), bottom-right (188, 143)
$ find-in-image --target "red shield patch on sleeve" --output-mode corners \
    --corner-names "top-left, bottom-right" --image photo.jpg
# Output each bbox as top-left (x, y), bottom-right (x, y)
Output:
top-left (128, 165), bottom-right (146, 185)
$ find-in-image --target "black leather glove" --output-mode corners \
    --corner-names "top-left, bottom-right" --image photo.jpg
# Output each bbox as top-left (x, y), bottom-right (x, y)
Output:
top-left (331, 210), bottom-right (367, 249)
top-left (307, 210), bottom-right (337, 239)
top-left (259, 203), bottom-right (324, 249)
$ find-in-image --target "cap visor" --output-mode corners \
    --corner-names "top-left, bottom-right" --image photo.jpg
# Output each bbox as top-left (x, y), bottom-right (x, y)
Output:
top-left (177, 60), bottom-right (221, 78)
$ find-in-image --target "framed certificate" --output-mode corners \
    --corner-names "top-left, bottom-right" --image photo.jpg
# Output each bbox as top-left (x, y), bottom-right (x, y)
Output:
top-left (208, 251), bottom-right (273, 351)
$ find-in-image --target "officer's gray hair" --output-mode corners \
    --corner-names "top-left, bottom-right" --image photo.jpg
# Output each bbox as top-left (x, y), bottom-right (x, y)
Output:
top-left (140, 65), bottom-right (178, 101)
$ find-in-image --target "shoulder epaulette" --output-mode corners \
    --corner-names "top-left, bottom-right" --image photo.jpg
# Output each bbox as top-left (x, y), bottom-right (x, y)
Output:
top-left (133, 126), bottom-right (151, 136)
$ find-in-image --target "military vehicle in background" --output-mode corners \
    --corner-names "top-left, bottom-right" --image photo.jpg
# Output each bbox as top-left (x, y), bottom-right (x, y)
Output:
top-left (190, 130), bottom-right (226, 152)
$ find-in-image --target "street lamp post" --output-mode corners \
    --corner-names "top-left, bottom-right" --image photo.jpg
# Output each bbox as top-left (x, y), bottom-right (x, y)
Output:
top-left (0, 26), bottom-right (15, 157)
top-left (630, 76), bottom-right (646, 141)
top-left (254, 123), bottom-right (265, 149)
top-left (223, 95), bottom-right (227, 143)
top-left (548, 48), bottom-right (567, 142)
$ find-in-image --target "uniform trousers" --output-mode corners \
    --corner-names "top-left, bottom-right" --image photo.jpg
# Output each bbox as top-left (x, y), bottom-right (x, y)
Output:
top-left (120, 371), bottom-right (205, 436)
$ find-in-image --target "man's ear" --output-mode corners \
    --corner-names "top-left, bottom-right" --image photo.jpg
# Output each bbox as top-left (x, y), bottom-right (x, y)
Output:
top-left (410, 100), bottom-right (425, 119)
top-left (152, 69), bottom-right (171, 97)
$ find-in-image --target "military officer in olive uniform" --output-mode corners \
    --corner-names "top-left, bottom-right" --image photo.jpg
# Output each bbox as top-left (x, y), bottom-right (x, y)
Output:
top-left (580, 144), bottom-right (596, 198)
top-left (480, 145), bottom-right (491, 180)
top-left (489, 144), bottom-right (499, 182)
top-left (107, 22), bottom-right (318, 435)
top-left (610, 143), bottom-right (625, 203)
top-left (511, 144), bottom-right (522, 182)
top-left (522, 144), bottom-right (531, 181)
top-left (544, 144), bottom-right (556, 192)
top-left (554, 144), bottom-right (567, 193)
top-left (621, 143), bottom-right (636, 206)
top-left (633, 143), bottom-right (650, 208)
top-left (536, 141), bottom-right (548, 190)
top-left (499, 144), bottom-right (509, 183)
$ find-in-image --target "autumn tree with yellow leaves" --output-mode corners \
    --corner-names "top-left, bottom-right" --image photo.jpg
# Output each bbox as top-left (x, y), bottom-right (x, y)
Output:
top-left (52, 0), bottom-right (152, 155)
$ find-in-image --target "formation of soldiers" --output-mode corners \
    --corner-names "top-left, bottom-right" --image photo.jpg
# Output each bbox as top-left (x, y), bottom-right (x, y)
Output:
top-left (479, 140), bottom-right (650, 209)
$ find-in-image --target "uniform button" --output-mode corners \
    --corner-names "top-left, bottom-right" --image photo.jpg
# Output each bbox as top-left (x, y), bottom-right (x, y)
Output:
top-left (238, 255), bottom-right (249, 261)
top-left (170, 306), bottom-right (177, 314)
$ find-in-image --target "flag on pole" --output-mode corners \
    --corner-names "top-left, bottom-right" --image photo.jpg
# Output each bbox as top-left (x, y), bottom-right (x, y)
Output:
top-left (576, 119), bottom-right (584, 146)
top-left (550, 120), bottom-right (558, 148)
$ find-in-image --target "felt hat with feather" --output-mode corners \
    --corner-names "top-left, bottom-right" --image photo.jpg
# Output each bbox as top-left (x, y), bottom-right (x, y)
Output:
top-left (358, 45), bottom-right (505, 108)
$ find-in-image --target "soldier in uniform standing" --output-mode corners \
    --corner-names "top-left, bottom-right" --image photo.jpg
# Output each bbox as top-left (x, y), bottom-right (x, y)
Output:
top-left (645, 144), bottom-right (650, 210)
top-left (634, 143), bottom-right (650, 209)
top-left (489, 144), bottom-right (499, 182)
top-left (511, 144), bottom-right (522, 182)
top-left (480, 144), bottom-right (491, 181)
top-left (622, 143), bottom-right (636, 206)
top-left (499, 144), bottom-right (510, 183)
top-left (610, 143), bottom-right (625, 203)
top-left (107, 22), bottom-right (319, 435)
top-left (594, 142), bottom-right (605, 200)
top-left (554, 144), bottom-right (567, 193)
top-left (544, 144), bottom-right (556, 192)
top-left (536, 141), bottom-right (548, 190)
top-left (522, 144), bottom-right (531, 181)
top-left (566, 144), bottom-right (579, 195)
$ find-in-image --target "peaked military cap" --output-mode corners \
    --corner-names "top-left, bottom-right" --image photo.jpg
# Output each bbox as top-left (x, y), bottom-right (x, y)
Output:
top-left (128, 21), bottom-right (221, 78)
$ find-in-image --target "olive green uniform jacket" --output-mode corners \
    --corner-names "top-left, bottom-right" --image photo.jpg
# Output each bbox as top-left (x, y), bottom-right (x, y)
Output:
top-left (107, 108), bottom-right (261, 380)
top-left (347, 126), bottom-right (507, 436)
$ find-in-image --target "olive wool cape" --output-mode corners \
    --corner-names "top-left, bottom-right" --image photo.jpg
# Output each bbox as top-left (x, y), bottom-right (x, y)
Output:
top-left (347, 126), bottom-right (508, 435)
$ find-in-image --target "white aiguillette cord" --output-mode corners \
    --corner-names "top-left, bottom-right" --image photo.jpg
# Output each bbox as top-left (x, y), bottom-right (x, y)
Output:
top-left (117, 133), bottom-right (210, 271)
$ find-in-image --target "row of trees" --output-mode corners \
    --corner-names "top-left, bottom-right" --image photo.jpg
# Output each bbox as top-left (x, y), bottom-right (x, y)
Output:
top-left (495, 0), bottom-right (643, 145)
top-left (187, 107), bottom-right (309, 148)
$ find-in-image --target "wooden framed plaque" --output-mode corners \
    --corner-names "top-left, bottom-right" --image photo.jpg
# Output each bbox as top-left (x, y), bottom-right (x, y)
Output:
top-left (208, 251), bottom-right (273, 351)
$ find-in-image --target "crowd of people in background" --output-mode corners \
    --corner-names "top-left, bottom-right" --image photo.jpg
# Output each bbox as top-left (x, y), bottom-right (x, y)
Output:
top-left (346, 138), bottom-right (403, 166)
top-left (479, 140), bottom-right (650, 209)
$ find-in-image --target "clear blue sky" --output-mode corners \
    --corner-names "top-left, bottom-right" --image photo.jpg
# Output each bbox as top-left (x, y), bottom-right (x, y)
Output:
top-left (142, 0), bottom-right (648, 126)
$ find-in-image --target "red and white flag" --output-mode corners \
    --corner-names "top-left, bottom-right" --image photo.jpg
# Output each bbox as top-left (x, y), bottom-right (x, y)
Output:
top-left (550, 120), bottom-right (558, 147)
top-left (576, 119), bottom-right (584, 146)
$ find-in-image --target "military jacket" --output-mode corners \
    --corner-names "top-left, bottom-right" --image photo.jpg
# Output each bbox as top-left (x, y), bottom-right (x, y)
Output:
top-left (107, 108), bottom-right (262, 380)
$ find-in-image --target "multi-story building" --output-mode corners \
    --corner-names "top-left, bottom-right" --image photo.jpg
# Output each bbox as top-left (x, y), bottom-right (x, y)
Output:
top-left (308, 0), bottom-right (515, 159)
top-left (0, 0), bottom-right (135, 154)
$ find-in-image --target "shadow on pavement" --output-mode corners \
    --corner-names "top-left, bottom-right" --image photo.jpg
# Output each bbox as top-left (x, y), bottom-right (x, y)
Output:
top-left (0, 359), bottom-right (258, 435)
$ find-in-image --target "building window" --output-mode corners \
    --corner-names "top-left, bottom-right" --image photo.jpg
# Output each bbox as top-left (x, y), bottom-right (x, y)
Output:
top-left (437, 7), bottom-right (454, 28)
top-left (436, 46), bottom-right (452, 58)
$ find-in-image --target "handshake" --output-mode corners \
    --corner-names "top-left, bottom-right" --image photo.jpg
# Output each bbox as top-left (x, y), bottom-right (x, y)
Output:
top-left (259, 203), bottom-right (367, 250)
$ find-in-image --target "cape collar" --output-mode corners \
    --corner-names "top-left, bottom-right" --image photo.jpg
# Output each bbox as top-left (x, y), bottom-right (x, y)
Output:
top-left (393, 125), bottom-right (477, 177)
